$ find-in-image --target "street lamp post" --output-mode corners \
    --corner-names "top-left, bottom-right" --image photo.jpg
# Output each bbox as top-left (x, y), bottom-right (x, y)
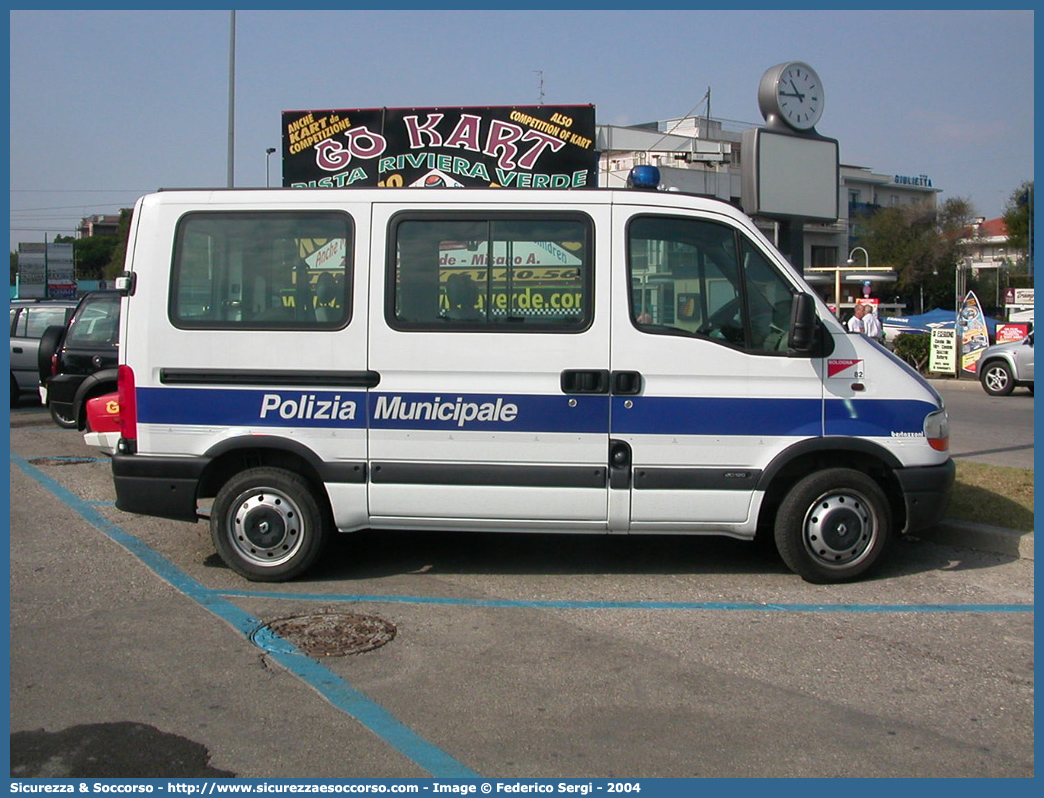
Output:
top-left (847, 246), bottom-right (870, 271)
top-left (805, 247), bottom-right (895, 314)
top-left (266, 148), bottom-right (277, 187)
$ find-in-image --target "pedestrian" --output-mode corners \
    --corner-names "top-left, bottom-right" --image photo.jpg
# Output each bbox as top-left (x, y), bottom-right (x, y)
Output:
top-left (862, 304), bottom-right (883, 342)
top-left (847, 303), bottom-right (865, 334)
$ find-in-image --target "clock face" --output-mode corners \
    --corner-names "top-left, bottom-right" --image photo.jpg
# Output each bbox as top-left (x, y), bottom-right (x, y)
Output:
top-left (759, 62), bottom-right (824, 131)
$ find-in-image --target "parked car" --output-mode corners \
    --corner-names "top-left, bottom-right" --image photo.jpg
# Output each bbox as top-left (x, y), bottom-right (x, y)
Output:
top-left (83, 391), bottom-right (121, 455)
top-left (978, 331), bottom-right (1034, 396)
top-left (39, 291), bottom-right (121, 428)
top-left (9, 298), bottom-right (78, 406)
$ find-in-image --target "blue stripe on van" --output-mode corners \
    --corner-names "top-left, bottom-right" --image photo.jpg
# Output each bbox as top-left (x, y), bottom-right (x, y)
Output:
top-left (611, 396), bottom-right (823, 437)
top-left (137, 387), bottom-right (369, 429)
top-left (136, 387), bottom-right (609, 433)
top-left (612, 396), bottom-right (937, 437)
top-left (823, 397), bottom-right (938, 437)
top-left (136, 387), bottom-right (938, 439)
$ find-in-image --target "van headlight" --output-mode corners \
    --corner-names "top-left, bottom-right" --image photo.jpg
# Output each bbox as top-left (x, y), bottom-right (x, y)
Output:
top-left (924, 409), bottom-right (950, 452)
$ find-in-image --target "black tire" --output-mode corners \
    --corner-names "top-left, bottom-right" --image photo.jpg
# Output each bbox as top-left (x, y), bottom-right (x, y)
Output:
top-left (774, 468), bottom-right (892, 584)
top-left (37, 325), bottom-right (65, 383)
top-left (49, 402), bottom-right (79, 429)
top-left (211, 467), bottom-right (330, 582)
top-left (980, 360), bottom-right (1015, 396)
top-left (10, 374), bottom-right (19, 407)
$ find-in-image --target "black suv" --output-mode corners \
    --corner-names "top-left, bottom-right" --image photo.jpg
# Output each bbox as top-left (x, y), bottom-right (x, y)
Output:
top-left (40, 291), bottom-right (121, 429)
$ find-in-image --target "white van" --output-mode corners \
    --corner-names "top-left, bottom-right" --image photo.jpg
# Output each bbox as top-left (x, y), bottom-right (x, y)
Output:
top-left (110, 181), bottom-right (954, 583)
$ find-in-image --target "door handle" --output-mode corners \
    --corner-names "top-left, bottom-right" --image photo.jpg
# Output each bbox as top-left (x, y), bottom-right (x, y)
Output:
top-left (611, 371), bottom-right (643, 395)
top-left (560, 369), bottom-right (610, 395)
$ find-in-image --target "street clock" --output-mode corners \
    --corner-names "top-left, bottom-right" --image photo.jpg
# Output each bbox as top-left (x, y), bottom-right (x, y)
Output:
top-left (758, 61), bottom-right (824, 132)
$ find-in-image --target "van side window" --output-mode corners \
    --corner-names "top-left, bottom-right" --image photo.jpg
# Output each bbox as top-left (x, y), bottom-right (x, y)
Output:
top-left (628, 216), bottom-right (794, 354)
top-left (389, 214), bottom-right (592, 331)
top-left (170, 211), bottom-right (352, 329)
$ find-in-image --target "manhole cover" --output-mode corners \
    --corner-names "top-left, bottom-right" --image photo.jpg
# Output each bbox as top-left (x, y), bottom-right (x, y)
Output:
top-left (251, 612), bottom-right (396, 657)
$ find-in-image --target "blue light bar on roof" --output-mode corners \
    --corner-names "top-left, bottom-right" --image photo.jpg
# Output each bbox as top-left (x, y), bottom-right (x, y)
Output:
top-left (626, 165), bottom-right (661, 190)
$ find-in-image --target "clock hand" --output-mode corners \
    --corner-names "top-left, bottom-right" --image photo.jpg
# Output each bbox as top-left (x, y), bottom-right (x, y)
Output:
top-left (786, 79), bottom-right (806, 101)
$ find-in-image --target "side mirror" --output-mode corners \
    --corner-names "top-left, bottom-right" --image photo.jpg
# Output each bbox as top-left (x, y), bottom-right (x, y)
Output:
top-left (114, 271), bottom-right (136, 295)
top-left (788, 292), bottom-right (817, 352)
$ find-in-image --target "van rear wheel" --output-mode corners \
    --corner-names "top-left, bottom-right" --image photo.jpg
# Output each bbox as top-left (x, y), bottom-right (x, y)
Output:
top-left (774, 468), bottom-right (892, 584)
top-left (211, 467), bottom-right (329, 582)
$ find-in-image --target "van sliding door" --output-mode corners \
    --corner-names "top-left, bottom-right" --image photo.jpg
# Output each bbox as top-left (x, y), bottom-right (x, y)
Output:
top-left (366, 201), bottom-right (613, 529)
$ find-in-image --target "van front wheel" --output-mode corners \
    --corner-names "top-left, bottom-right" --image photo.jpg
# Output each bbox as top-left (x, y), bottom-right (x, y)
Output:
top-left (211, 467), bottom-right (329, 582)
top-left (774, 469), bottom-right (892, 583)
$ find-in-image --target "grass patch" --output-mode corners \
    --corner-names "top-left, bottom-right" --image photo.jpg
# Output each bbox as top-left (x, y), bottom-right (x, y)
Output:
top-left (947, 460), bottom-right (1034, 531)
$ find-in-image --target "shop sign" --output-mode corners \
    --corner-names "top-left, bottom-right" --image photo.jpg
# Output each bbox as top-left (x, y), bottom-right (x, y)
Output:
top-left (996, 324), bottom-right (1030, 342)
top-left (929, 329), bottom-right (956, 374)
top-left (281, 105), bottom-right (597, 190)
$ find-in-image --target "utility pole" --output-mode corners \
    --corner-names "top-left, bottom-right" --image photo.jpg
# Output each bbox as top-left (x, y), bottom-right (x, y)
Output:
top-left (227, 10), bottom-right (236, 188)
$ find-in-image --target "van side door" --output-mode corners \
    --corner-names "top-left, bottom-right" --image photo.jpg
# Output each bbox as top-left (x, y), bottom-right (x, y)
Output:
top-left (366, 200), bottom-right (613, 528)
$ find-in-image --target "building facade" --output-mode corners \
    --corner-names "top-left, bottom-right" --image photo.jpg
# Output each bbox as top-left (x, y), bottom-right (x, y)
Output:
top-left (76, 214), bottom-right (120, 239)
top-left (596, 115), bottom-right (942, 312)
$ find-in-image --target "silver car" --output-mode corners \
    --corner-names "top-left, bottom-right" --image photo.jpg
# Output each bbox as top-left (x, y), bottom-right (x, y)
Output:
top-left (978, 331), bottom-right (1034, 396)
top-left (9, 299), bottom-right (78, 406)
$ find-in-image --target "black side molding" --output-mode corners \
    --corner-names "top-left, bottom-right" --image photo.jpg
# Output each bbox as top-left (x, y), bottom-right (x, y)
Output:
top-left (160, 369), bottom-right (380, 388)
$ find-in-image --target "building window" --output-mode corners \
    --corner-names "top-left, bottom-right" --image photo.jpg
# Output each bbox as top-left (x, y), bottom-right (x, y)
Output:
top-left (811, 246), bottom-right (838, 269)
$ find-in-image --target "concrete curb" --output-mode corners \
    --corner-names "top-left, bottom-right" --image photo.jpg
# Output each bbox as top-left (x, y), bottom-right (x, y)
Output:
top-left (915, 520), bottom-right (1034, 560)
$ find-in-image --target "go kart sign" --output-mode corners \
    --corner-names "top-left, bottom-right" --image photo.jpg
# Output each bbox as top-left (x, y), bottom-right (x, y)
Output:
top-left (281, 105), bottom-right (597, 190)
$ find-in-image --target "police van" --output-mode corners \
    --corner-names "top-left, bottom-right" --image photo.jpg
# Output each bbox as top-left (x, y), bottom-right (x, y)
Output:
top-left (109, 175), bottom-right (954, 584)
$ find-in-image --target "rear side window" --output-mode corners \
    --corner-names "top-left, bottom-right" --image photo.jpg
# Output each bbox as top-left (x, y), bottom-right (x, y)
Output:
top-left (65, 294), bottom-right (120, 348)
top-left (11, 306), bottom-right (71, 338)
top-left (388, 213), bottom-right (592, 331)
top-left (170, 211), bottom-right (352, 329)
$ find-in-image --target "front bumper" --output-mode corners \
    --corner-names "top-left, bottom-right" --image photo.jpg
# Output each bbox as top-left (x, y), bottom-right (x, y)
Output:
top-left (896, 459), bottom-right (957, 533)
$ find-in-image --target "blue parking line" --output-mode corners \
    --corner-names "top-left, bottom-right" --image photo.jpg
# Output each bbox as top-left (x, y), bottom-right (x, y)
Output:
top-left (11, 454), bottom-right (480, 779)
top-left (217, 590), bottom-right (1033, 614)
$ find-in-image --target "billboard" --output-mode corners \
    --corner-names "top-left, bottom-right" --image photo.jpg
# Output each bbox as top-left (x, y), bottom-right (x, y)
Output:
top-left (282, 105), bottom-right (597, 190)
top-left (740, 128), bottom-right (840, 221)
top-left (957, 291), bottom-right (990, 376)
top-left (17, 241), bottom-right (76, 299)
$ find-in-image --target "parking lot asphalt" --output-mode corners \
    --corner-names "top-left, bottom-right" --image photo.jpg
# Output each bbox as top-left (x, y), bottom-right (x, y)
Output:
top-left (7, 401), bottom-right (1034, 779)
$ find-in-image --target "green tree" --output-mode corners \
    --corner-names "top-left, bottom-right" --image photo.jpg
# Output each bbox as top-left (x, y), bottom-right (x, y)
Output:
top-left (75, 235), bottom-right (119, 281)
top-left (103, 208), bottom-right (135, 280)
top-left (859, 197), bottom-right (976, 313)
top-left (1001, 181), bottom-right (1033, 284)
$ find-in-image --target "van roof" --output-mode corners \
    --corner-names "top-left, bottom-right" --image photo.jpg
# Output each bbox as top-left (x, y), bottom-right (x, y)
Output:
top-left (142, 186), bottom-right (748, 217)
